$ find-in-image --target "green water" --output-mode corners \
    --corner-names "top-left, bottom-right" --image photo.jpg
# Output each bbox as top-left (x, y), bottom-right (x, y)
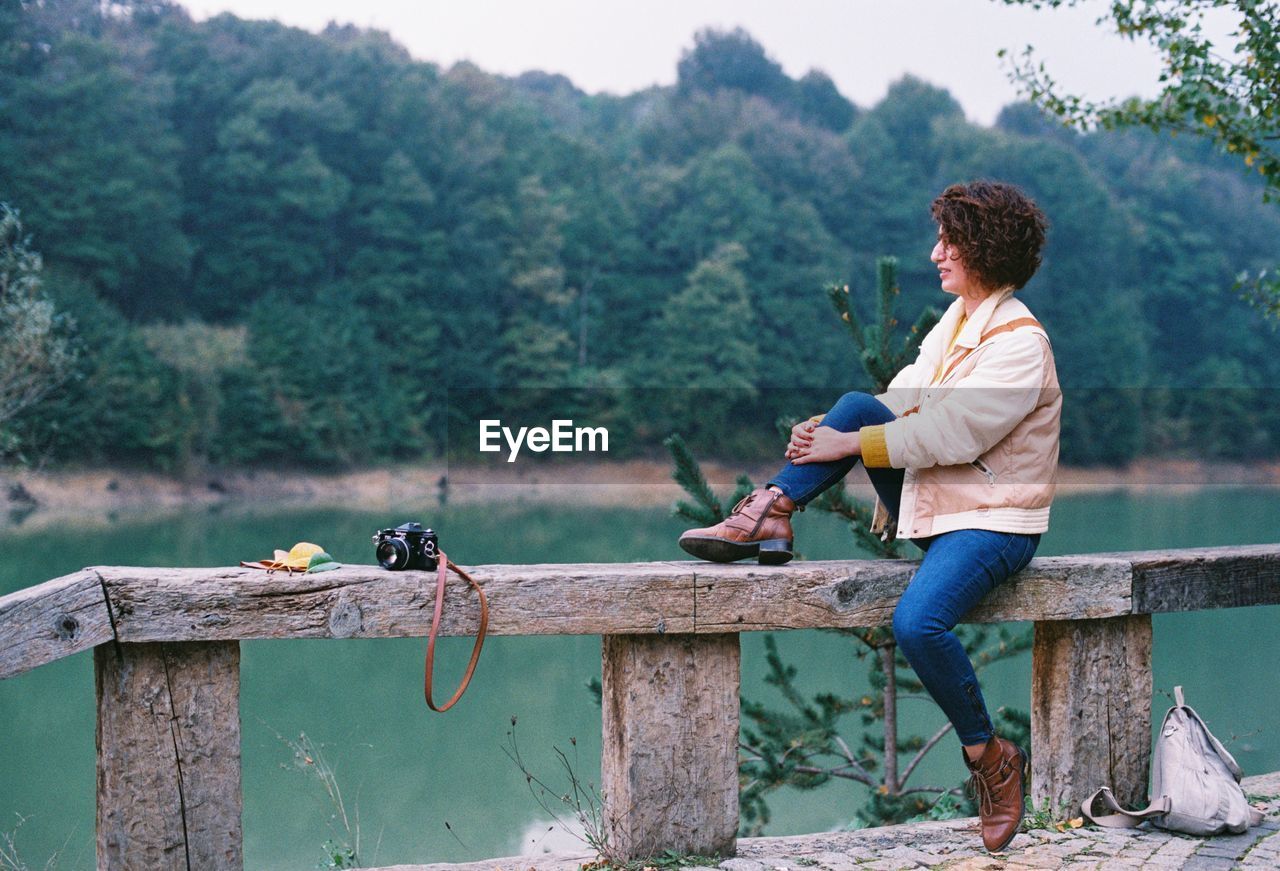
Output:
top-left (1, 489), bottom-right (1279, 870)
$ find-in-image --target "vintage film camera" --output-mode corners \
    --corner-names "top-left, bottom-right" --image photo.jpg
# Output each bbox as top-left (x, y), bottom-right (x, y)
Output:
top-left (372, 522), bottom-right (439, 571)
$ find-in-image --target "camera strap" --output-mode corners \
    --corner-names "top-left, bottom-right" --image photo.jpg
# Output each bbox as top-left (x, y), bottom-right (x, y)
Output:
top-left (424, 551), bottom-right (489, 712)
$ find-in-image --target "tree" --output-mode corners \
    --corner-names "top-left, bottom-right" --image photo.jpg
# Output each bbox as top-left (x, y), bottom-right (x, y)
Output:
top-left (656, 242), bottom-right (758, 389)
top-left (675, 27), bottom-right (856, 133)
top-left (234, 286), bottom-right (406, 466)
top-left (495, 177), bottom-right (577, 390)
top-left (6, 7), bottom-right (1279, 469)
top-left (342, 151), bottom-right (445, 452)
top-left (660, 145), bottom-right (774, 265)
top-left (842, 76), bottom-right (969, 284)
top-left (0, 21), bottom-right (191, 317)
top-left (795, 70), bottom-right (858, 133)
top-left (999, 0), bottom-right (1278, 194)
top-left (676, 27), bottom-right (793, 104)
top-left (997, 0), bottom-right (1280, 307)
top-left (195, 78), bottom-right (354, 318)
top-left (14, 272), bottom-right (185, 466)
top-left (138, 320), bottom-right (247, 472)
top-left (0, 206), bottom-right (75, 440)
top-left (627, 243), bottom-right (759, 450)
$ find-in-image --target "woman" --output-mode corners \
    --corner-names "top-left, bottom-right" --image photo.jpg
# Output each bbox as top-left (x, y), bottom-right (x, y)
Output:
top-left (678, 180), bottom-right (1061, 854)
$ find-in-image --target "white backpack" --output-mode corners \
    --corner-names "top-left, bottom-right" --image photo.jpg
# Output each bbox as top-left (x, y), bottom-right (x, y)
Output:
top-left (1082, 686), bottom-right (1264, 836)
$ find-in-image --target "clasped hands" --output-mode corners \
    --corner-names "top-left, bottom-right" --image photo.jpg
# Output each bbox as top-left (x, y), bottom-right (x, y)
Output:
top-left (785, 416), bottom-right (862, 465)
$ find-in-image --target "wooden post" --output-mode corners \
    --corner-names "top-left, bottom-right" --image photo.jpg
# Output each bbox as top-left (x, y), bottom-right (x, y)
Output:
top-left (1030, 615), bottom-right (1152, 812)
top-left (95, 641), bottom-right (243, 871)
top-left (600, 633), bottom-right (740, 860)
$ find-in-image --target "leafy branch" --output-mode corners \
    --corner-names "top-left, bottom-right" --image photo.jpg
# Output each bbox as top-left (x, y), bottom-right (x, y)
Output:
top-left (996, 0), bottom-right (1280, 309)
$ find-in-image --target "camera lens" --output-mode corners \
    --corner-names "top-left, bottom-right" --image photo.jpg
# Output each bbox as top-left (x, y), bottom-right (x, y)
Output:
top-left (376, 537), bottom-right (411, 570)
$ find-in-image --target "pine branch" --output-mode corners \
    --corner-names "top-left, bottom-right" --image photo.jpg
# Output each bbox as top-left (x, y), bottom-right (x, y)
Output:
top-left (902, 307), bottom-right (942, 374)
top-left (730, 473), bottom-right (757, 507)
top-left (965, 625), bottom-right (1034, 672)
top-left (663, 432), bottom-right (724, 524)
top-left (898, 785), bottom-right (963, 798)
top-left (828, 283), bottom-right (867, 350)
top-left (875, 257), bottom-right (898, 366)
top-left (806, 481), bottom-right (903, 558)
top-left (791, 764), bottom-right (877, 785)
top-left (899, 722), bottom-right (955, 789)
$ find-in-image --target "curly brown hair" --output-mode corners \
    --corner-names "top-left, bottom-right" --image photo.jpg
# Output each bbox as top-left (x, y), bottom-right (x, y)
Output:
top-left (930, 181), bottom-right (1048, 290)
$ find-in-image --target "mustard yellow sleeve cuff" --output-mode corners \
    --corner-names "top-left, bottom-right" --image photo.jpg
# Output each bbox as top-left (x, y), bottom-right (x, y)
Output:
top-left (859, 424), bottom-right (892, 468)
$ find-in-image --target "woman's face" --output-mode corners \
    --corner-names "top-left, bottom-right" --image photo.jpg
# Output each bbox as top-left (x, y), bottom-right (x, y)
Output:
top-left (930, 229), bottom-right (985, 299)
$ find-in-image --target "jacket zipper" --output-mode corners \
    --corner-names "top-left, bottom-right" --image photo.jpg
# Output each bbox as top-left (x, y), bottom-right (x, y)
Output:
top-left (971, 458), bottom-right (997, 487)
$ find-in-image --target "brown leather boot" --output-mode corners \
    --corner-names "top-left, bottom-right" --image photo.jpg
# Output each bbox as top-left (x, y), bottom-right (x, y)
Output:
top-left (678, 487), bottom-right (796, 564)
top-left (964, 736), bottom-right (1028, 853)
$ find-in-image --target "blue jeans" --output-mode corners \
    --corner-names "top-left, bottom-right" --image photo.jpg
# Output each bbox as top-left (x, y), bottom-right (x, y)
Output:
top-left (768, 391), bottom-right (1040, 745)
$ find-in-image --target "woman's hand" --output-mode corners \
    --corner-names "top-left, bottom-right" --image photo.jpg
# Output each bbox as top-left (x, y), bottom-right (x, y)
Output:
top-left (786, 417), bottom-right (819, 459)
top-left (788, 426), bottom-right (860, 464)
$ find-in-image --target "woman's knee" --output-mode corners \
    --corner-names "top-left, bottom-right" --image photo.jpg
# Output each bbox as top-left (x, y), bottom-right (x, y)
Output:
top-left (825, 391), bottom-right (893, 431)
top-left (892, 602), bottom-right (940, 659)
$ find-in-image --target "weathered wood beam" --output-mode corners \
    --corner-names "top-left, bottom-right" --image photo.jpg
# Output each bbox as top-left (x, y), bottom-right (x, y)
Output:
top-left (0, 569), bottom-right (113, 680)
top-left (1128, 543), bottom-right (1280, 613)
top-left (95, 641), bottom-right (243, 871)
top-left (601, 633), bottom-right (740, 860)
top-left (3, 544), bottom-right (1276, 680)
top-left (85, 555), bottom-right (1136, 644)
top-left (1030, 614), bottom-right (1153, 813)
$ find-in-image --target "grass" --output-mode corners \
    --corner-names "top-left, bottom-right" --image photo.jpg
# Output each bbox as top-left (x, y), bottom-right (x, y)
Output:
top-left (505, 717), bottom-right (726, 871)
top-left (580, 850), bottom-right (722, 871)
top-left (267, 725), bottom-right (382, 869)
top-left (0, 815), bottom-right (62, 871)
top-left (504, 717), bottom-right (613, 862)
top-left (1022, 797), bottom-right (1083, 833)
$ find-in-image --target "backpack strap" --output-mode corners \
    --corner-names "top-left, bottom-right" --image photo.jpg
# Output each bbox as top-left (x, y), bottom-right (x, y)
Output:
top-left (1081, 787), bottom-right (1171, 828)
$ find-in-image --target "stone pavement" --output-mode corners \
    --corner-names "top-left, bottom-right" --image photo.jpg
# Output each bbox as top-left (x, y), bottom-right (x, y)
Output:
top-left (731, 771), bottom-right (1280, 871)
top-left (376, 771), bottom-right (1280, 871)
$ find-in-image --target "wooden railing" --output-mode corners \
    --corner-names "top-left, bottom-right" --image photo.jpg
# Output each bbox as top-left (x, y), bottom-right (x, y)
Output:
top-left (3, 543), bottom-right (1279, 870)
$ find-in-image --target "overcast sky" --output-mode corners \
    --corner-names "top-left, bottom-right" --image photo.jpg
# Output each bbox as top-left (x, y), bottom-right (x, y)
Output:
top-left (179, 0), bottom-right (1236, 126)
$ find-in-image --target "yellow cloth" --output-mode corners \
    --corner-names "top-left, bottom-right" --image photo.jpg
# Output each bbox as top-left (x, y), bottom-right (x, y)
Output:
top-left (930, 312), bottom-right (968, 386)
top-left (860, 424), bottom-right (891, 468)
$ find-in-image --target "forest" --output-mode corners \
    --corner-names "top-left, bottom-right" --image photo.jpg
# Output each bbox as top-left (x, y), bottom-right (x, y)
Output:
top-left (3, 0), bottom-right (1279, 471)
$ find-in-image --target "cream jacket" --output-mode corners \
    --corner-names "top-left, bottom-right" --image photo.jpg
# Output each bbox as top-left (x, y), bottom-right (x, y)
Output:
top-left (861, 287), bottom-right (1061, 541)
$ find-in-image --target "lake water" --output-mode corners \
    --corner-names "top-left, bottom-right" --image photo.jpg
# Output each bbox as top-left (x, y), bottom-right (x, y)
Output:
top-left (1, 488), bottom-right (1278, 869)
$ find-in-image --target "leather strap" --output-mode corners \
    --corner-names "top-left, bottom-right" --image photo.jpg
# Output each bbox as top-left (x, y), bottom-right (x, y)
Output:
top-left (1082, 787), bottom-right (1171, 828)
top-left (424, 551), bottom-right (489, 712)
top-left (936, 317), bottom-right (1044, 386)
